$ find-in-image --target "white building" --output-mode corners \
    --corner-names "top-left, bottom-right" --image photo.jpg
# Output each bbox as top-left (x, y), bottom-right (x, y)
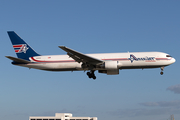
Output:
top-left (29, 113), bottom-right (97, 120)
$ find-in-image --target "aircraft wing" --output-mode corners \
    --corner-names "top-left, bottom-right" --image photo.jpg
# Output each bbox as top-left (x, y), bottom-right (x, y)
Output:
top-left (6, 56), bottom-right (31, 64)
top-left (59, 46), bottom-right (103, 65)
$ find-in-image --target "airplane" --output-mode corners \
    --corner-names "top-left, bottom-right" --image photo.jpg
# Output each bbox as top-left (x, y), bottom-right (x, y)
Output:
top-left (6, 31), bottom-right (176, 80)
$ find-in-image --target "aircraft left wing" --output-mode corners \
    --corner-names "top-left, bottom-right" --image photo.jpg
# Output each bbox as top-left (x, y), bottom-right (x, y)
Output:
top-left (59, 46), bottom-right (103, 65)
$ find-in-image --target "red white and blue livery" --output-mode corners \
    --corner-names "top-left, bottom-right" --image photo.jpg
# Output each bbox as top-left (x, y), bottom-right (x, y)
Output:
top-left (6, 31), bottom-right (176, 79)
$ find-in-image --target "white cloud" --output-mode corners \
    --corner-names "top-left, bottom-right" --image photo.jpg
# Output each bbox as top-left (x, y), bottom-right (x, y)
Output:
top-left (167, 84), bottom-right (180, 94)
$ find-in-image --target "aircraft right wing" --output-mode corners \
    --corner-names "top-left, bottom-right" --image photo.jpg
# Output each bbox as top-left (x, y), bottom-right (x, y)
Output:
top-left (59, 46), bottom-right (103, 65)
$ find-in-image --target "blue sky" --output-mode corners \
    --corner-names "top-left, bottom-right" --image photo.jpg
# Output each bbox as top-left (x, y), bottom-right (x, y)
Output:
top-left (0, 1), bottom-right (180, 120)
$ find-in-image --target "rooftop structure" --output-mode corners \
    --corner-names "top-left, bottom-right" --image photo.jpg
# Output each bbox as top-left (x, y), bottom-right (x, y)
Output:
top-left (29, 113), bottom-right (97, 120)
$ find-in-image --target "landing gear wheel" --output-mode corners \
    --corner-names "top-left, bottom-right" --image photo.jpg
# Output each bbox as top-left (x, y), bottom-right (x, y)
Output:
top-left (160, 71), bottom-right (164, 75)
top-left (86, 70), bottom-right (96, 80)
top-left (160, 67), bottom-right (164, 75)
top-left (92, 75), bottom-right (96, 80)
top-left (87, 72), bottom-right (91, 78)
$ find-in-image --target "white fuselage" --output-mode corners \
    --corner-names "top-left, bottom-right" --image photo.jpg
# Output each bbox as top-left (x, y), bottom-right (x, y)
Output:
top-left (14, 52), bottom-right (175, 72)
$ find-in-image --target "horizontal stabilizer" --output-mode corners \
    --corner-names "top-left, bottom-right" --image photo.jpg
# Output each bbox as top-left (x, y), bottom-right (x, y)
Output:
top-left (5, 56), bottom-right (31, 64)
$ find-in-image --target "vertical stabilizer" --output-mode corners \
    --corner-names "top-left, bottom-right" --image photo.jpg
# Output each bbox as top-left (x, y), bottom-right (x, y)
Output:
top-left (7, 31), bottom-right (40, 60)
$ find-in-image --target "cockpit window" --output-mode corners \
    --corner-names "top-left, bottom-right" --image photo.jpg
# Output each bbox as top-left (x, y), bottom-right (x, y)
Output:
top-left (166, 55), bottom-right (172, 57)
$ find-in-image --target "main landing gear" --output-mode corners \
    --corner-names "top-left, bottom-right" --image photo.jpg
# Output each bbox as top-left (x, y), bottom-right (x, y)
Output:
top-left (87, 70), bottom-right (96, 80)
top-left (160, 67), bottom-right (164, 75)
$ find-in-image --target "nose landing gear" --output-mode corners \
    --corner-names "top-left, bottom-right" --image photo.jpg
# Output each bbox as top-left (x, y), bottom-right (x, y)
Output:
top-left (160, 67), bottom-right (164, 75)
top-left (87, 70), bottom-right (96, 80)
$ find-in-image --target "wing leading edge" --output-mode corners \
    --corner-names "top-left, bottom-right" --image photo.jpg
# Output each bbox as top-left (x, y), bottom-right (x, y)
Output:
top-left (59, 46), bottom-right (103, 65)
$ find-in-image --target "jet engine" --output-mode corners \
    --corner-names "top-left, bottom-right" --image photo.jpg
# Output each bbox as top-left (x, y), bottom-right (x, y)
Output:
top-left (104, 61), bottom-right (118, 69)
top-left (98, 61), bottom-right (119, 75)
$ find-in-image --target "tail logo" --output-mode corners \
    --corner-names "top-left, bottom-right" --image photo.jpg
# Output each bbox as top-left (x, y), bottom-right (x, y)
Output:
top-left (13, 44), bottom-right (29, 53)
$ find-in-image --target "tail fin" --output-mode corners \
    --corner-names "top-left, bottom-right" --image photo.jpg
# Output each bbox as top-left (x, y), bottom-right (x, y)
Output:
top-left (7, 31), bottom-right (40, 60)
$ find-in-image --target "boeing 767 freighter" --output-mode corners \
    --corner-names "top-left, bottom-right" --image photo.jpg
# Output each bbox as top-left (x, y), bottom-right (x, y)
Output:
top-left (6, 31), bottom-right (176, 79)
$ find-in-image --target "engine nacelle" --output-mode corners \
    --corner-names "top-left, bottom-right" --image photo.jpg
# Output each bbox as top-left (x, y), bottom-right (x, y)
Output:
top-left (104, 61), bottom-right (118, 69)
top-left (98, 61), bottom-right (119, 75)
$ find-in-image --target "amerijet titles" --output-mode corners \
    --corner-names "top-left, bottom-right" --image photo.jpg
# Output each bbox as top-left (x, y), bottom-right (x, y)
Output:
top-left (129, 54), bottom-right (155, 63)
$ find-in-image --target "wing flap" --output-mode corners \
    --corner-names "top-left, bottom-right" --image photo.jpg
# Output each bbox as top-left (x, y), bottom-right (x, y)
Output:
top-left (59, 46), bottom-right (103, 65)
top-left (6, 56), bottom-right (31, 64)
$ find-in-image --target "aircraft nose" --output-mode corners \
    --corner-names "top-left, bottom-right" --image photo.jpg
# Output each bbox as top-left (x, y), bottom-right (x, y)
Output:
top-left (171, 58), bottom-right (176, 63)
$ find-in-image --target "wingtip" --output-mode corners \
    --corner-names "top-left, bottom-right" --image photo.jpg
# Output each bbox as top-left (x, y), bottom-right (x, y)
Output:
top-left (58, 46), bottom-right (66, 48)
top-left (5, 56), bottom-right (10, 58)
